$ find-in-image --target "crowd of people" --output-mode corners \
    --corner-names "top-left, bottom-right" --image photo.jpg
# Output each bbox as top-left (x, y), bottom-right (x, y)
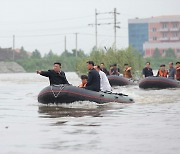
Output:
top-left (142, 61), bottom-right (180, 81)
top-left (99, 63), bottom-right (132, 78)
top-left (36, 60), bottom-right (180, 93)
top-left (78, 61), bottom-right (134, 92)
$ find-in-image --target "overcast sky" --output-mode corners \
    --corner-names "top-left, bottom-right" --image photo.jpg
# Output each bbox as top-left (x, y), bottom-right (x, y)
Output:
top-left (0, 0), bottom-right (179, 55)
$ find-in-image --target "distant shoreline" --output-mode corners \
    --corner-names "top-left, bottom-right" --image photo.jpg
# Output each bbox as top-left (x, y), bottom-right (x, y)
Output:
top-left (0, 61), bottom-right (26, 73)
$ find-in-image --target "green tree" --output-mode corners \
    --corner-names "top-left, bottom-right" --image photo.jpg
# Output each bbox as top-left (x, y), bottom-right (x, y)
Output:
top-left (61, 50), bottom-right (73, 57)
top-left (76, 46), bottom-right (144, 78)
top-left (15, 46), bottom-right (29, 60)
top-left (153, 48), bottom-right (161, 58)
top-left (165, 48), bottom-right (176, 58)
top-left (31, 49), bottom-right (41, 59)
top-left (46, 50), bottom-right (54, 58)
top-left (72, 49), bottom-right (86, 57)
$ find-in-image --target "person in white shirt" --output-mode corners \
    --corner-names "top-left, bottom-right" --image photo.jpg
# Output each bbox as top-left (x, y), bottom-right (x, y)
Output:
top-left (94, 65), bottom-right (112, 92)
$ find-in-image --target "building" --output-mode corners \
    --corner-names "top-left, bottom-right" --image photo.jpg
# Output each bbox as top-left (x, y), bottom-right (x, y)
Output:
top-left (128, 15), bottom-right (180, 57)
top-left (0, 47), bottom-right (31, 61)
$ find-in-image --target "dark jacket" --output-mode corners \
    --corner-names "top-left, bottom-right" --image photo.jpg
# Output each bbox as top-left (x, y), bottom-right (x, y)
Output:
top-left (111, 67), bottom-right (120, 75)
top-left (101, 68), bottom-right (109, 76)
top-left (142, 67), bottom-right (153, 77)
top-left (168, 67), bottom-right (176, 79)
top-left (40, 70), bottom-right (69, 85)
top-left (85, 68), bottom-right (100, 92)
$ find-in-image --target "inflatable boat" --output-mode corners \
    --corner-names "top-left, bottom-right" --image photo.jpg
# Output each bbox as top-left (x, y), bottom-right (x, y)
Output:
top-left (139, 77), bottom-right (180, 89)
top-left (38, 84), bottom-right (134, 104)
top-left (107, 75), bottom-right (135, 86)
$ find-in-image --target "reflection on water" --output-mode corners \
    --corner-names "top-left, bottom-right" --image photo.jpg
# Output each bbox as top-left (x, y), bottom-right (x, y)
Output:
top-left (38, 102), bottom-right (127, 119)
top-left (38, 105), bottom-right (103, 118)
top-left (0, 73), bottom-right (180, 154)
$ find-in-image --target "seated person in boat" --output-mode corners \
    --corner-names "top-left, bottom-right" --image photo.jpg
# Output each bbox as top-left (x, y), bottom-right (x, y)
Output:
top-left (94, 65), bottom-right (112, 92)
top-left (123, 64), bottom-right (132, 79)
top-left (168, 62), bottom-right (176, 79)
top-left (85, 61), bottom-right (100, 92)
top-left (156, 64), bottom-right (168, 78)
top-left (176, 62), bottom-right (180, 81)
top-left (100, 63), bottom-right (109, 76)
top-left (36, 62), bottom-right (69, 85)
top-left (109, 65), bottom-right (113, 75)
top-left (109, 64), bottom-right (120, 76)
top-left (78, 75), bottom-right (88, 88)
top-left (142, 62), bottom-right (153, 78)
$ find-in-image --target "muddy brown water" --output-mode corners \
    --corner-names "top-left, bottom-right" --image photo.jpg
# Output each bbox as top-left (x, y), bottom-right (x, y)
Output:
top-left (0, 73), bottom-right (180, 154)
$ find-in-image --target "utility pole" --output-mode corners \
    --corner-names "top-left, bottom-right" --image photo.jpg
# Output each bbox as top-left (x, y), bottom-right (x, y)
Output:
top-left (113, 8), bottom-right (120, 50)
top-left (13, 35), bottom-right (15, 61)
top-left (114, 8), bottom-right (117, 50)
top-left (95, 9), bottom-right (98, 49)
top-left (88, 8), bottom-right (120, 50)
top-left (64, 35), bottom-right (67, 54)
top-left (88, 9), bottom-right (98, 49)
top-left (75, 33), bottom-right (78, 57)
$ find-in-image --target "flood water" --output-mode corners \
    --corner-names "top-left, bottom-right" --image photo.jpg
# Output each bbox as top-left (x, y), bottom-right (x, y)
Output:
top-left (0, 72), bottom-right (180, 154)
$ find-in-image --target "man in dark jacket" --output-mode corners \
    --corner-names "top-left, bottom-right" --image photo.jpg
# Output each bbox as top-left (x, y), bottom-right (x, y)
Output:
top-left (36, 62), bottom-right (69, 85)
top-left (142, 62), bottom-right (153, 78)
top-left (85, 61), bottom-right (100, 92)
top-left (110, 64), bottom-right (120, 76)
top-left (100, 63), bottom-right (109, 76)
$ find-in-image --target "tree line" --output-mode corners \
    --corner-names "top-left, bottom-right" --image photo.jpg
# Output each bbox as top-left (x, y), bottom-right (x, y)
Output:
top-left (15, 47), bottom-right (87, 72)
top-left (146, 48), bottom-right (180, 69)
top-left (2, 46), bottom-right (179, 76)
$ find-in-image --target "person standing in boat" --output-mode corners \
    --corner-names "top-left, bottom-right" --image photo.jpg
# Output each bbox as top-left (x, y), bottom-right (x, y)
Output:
top-left (110, 64), bottom-right (120, 76)
top-left (142, 62), bottom-right (153, 78)
top-left (176, 62), bottom-right (180, 81)
top-left (100, 63), bottom-right (109, 76)
top-left (156, 64), bottom-right (168, 78)
top-left (123, 64), bottom-right (132, 79)
top-left (85, 61), bottom-right (100, 92)
top-left (168, 62), bottom-right (176, 79)
top-left (94, 65), bottom-right (112, 92)
top-left (36, 62), bottom-right (69, 85)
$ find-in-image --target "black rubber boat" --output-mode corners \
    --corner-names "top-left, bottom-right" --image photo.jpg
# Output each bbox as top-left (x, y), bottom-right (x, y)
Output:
top-left (38, 84), bottom-right (134, 104)
top-left (139, 77), bottom-right (180, 89)
top-left (107, 75), bottom-right (135, 86)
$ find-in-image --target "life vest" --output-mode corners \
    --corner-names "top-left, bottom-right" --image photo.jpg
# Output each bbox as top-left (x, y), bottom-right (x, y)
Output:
top-left (123, 69), bottom-right (132, 78)
top-left (176, 67), bottom-right (180, 79)
top-left (158, 69), bottom-right (168, 77)
top-left (78, 83), bottom-right (87, 88)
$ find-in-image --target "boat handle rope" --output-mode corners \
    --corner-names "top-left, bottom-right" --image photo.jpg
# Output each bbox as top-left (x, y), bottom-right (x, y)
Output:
top-left (51, 84), bottom-right (66, 98)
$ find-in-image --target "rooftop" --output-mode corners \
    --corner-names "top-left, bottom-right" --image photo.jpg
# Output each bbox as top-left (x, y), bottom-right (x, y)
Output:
top-left (129, 15), bottom-right (180, 24)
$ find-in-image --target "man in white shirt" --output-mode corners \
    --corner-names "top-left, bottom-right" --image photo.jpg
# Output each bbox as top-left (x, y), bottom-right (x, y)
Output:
top-left (94, 65), bottom-right (112, 92)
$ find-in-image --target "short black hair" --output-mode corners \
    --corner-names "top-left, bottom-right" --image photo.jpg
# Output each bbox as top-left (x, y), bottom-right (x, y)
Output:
top-left (96, 65), bottom-right (101, 70)
top-left (160, 64), bottom-right (165, 67)
top-left (146, 62), bottom-right (150, 65)
top-left (124, 63), bottom-right (128, 66)
top-left (54, 62), bottom-right (61, 66)
top-left (113, 64), bottom-right (117, 66)
top-left (87, 61), bottom-right (94, 66)
top-left (169, 62), bottom-right (173, 65)
top-left (81, 75), bottom-right (88, 80)
top-left (176, 62), bottom-right (180, 64)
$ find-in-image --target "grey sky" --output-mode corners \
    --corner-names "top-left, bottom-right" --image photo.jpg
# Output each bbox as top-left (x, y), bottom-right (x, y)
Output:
top-left (0, 0), bottom-right (179, 55)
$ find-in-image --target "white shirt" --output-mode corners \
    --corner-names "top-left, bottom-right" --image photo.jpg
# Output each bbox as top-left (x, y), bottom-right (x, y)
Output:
top-left (99, 70), bottom-right (112, 92)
